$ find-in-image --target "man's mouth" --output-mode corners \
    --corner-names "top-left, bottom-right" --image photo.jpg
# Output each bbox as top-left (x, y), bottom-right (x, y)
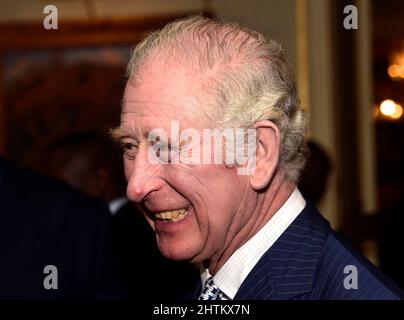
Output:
top-left (154, 208), bottom-right (188, 222)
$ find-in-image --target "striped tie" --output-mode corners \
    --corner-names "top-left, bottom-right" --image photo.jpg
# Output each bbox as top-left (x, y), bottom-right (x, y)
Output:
top-left (198, 276), bottom-right (224, 300)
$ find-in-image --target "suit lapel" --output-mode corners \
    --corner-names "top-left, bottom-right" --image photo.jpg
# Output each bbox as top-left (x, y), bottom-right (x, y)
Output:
top-left (235, 204), bottom-right (331, 300)
top-left (181, 275), bottom-right (201, 300)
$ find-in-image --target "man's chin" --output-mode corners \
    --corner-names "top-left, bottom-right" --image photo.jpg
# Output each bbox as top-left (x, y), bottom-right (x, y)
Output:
top-left (157, 241), bottom-right (201, 262)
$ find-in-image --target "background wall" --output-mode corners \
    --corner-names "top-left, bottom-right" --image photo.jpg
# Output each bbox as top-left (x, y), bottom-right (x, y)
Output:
top-left (0, 0), bottom-right (377, 232)
top-left (0, 0), bottom-right (205, 21)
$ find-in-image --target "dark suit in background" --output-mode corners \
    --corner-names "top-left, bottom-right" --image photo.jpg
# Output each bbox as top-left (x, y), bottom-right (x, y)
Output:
top-left (379, 199), bottom-right (404, 289)
top-left (111, 201), bottom-right (199, 300)
top-left (0, 156), bottom-right (127, 299)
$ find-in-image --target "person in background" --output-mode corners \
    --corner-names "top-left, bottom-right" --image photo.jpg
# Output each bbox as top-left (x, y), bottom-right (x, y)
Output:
top-left (45, 132), bottom-right (197, 300)
top-left (45, 132), bottom-right (128, 214)
top-left (379, 170), bottom-right (404, 289)
top-left (298, 140), bottom-right (332, 206)
top-left (0, 154), bottom-right (127, 299)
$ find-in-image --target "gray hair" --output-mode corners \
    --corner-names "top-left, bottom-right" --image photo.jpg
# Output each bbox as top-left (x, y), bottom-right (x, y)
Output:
top-left (126, 15), bottom-right (308, 183)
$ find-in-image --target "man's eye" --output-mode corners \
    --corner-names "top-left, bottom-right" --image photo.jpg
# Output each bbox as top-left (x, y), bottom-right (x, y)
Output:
top-left (122, 142), bottom-right (138, 160)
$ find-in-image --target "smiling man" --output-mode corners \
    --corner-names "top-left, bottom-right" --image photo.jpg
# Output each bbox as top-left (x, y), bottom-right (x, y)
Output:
top-left (112, 16), bottom-right (404, 300)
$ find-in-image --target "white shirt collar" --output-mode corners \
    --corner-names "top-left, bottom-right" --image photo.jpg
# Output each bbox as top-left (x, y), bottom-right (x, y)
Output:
top-left (200, 187), bottom-right (306, 300)
top-left (108, 196), bottom-right (129, 215)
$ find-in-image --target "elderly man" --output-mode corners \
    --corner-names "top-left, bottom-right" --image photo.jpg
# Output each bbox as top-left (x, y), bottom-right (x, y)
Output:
top-left (113, 16), bottom-right (403, 300)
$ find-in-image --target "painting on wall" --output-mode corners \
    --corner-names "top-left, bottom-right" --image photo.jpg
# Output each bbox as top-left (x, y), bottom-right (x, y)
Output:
top-left (0, 16), bottom-right (181, 170)
top-left (3, 46), bottom-right (130, 168)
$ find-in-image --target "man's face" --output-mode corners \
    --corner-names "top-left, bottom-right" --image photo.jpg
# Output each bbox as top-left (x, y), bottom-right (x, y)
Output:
top-left (119, 64), bottom-right (252, 263)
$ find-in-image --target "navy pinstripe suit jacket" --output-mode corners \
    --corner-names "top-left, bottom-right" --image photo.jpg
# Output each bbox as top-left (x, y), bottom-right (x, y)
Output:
top-left (189, 203), bottom-right (404, 300)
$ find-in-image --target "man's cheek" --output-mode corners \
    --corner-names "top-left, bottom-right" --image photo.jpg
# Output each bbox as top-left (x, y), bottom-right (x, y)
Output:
top-left (123, 160), bottom-right (132, 181)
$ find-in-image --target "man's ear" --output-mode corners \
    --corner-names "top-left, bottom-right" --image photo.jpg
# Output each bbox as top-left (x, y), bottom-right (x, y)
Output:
top-left (249, 120), bottom-right (281, 190)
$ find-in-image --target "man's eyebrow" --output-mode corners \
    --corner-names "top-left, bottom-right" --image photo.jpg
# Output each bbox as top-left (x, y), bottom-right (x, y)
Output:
top-left (110, 127), bottom-right (180, 147)
top-left (109, 127), bottom-right (138, 142)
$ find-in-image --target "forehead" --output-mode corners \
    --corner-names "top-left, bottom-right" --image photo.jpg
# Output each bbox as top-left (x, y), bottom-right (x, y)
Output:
top-left (122, 64), bottom-right (205, 128)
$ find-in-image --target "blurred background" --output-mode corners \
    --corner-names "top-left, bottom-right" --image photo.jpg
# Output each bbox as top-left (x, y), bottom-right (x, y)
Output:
top-left (0, 0), bottom-right (403, 288)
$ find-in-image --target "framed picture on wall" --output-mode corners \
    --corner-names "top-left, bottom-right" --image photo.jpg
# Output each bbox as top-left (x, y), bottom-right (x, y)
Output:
top-left (0, 15), bottom-right (186, 170)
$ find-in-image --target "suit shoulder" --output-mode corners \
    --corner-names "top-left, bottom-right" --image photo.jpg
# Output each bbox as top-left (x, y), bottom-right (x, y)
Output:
top-left (312, 231), bottom-right (404, 300)
top-left (2, 159), bottom-right (110, 228)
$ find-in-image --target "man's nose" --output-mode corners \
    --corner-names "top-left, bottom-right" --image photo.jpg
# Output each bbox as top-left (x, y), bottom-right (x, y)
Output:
top-left (125, 148), bottom-right (165, 203)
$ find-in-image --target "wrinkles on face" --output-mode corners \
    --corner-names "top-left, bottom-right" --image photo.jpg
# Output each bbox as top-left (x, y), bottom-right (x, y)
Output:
top-left (120, 70), bottom-right (257, 265)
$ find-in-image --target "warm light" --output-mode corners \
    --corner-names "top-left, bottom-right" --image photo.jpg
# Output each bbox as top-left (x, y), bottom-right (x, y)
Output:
top-left (377, 100), bottom-right (403, 121)
top-left (388, 64), bottom-right (401, 78)
top-left (388, 47), bottom-right (404, 79)
top-left (390, 103), bottom-right (403, 119)
top-left (380, 99), bottom-right (397, 116)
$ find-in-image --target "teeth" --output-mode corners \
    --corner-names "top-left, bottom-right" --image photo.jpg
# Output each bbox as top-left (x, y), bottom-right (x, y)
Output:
top-left (155, 209), bottom-right (188, 222)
